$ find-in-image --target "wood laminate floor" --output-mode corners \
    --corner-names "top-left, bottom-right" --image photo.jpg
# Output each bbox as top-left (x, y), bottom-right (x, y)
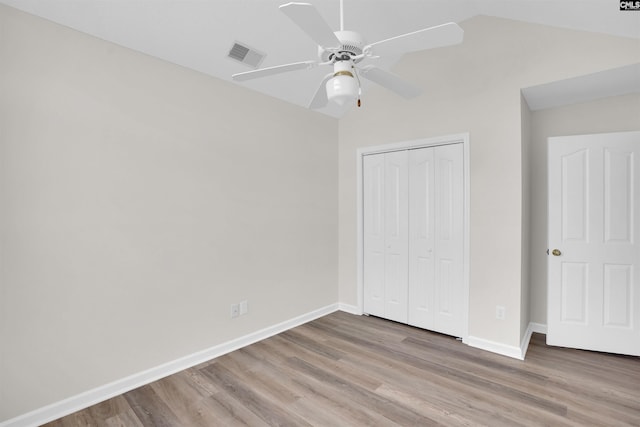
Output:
top-left (45, 311), bottom-right (640, 426)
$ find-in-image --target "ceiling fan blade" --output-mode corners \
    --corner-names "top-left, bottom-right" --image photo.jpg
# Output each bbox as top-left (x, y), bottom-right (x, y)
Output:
top-left (279, 2), bottom-right (340, 49)
top-left (359, 66), bottom-right (422, 99)
top-left (232, 61), bottom-right (316, 81)
top-left (365, 22), bottom-right (463, 57)
top-left (308, 73), bottom-right (333, 109)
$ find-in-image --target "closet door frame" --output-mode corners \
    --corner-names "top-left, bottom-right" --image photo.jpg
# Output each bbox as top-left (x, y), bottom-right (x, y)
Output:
top-left (356, 133), bottom-right (470, 344)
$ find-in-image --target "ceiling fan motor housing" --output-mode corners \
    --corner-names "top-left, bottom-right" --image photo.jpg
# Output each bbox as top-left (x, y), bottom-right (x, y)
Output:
top-left (319, 30), bottom-right (366, 63)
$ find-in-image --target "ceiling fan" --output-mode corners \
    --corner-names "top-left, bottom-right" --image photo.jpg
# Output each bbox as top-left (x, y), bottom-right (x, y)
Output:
top-left (232, 1), bottom-right (464, 109)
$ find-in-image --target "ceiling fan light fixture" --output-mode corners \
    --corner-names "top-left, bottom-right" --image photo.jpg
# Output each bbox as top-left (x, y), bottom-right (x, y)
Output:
top-left (232, 2), bottom-right (464, 111)
top-left (326, 62), bottom-right (358, 106)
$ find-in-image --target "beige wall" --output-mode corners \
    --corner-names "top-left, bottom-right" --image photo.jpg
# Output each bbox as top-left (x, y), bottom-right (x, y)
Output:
top-left (528, 93), bottom-right (640, 324)
top-left (0, 5), bottom-right (338, 421)
top-left (338, 16), bottom-right (639, 347)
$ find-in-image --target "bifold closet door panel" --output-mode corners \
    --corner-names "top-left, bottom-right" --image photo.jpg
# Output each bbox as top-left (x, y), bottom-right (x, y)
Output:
top-left (409, 144), bottom-right (464, 336)
top-left (363, 151), bottom-right (409, 322)
top-left (408, 147), bottom-right (436, 329)
top-left (433, 143), bottom-right (464, 336)
top-left (363, 153), bottom-right (386, 318)
top-left (383, 151), bottom-right (409, 323)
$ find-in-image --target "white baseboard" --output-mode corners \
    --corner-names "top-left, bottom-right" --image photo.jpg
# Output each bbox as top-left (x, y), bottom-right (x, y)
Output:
top-left (519, 323), bottom-right (535, 359)
top-left (519, 322), bottom-right (548, 359)
top-left (467, 335), bottom-right (525, 360)
top-left (529, 322), bottom-right (547, 334)
top-left (0, 304), bottom-right (340, 427)
top-left (338, 302), bottom-right (361, 315)
top-left (468, 322), bottom-right (548, 361)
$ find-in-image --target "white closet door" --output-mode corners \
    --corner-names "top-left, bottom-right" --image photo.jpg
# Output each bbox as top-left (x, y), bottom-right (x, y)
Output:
top-left (408, 148), bottom-right (436, 328)
top-left (364, 144), bottom-right (462, 335)
top-left (363, 151), bottom-right (409, 322)
top-left (383, 151), bottom-right (409, 323)
top-left (363, 154), bottom-right (386, 317)
top-left (409, 144), bottom-right (464, 337)
top-left (432, 144), bottom-right (464, 336)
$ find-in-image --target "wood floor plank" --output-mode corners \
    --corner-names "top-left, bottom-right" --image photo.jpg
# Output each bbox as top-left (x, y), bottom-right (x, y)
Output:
top-left (104, 409), bottom-right (144, 427)
top-left (287, 355), bottom-right (443, 426)
top-left (265, 334), bottom-right (384, 391)
top-left (204, 390), bottom-right (270, 427)
top-left (123, 384), bottom-right (182, 427)
top-left (147, 373), bottom-right (221, 427)
top-left (200, 362), bottom-right (312, 427)
top-left (237, 344), bottom-right (395, 426)
top-left (44, 312), bottom-right (640, 426)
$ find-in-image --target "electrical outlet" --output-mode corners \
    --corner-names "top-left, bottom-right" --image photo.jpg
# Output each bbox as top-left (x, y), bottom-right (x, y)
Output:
top-left (496, 305), bottom-right (506, 320)
top-left (240, 300), bottom-right (248, 315)
top-left (231, 303), bottom-right (239, 318)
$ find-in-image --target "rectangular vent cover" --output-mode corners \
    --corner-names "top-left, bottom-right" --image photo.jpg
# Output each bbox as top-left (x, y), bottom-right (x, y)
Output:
top-left (228, 42), bottom-right (265, 68)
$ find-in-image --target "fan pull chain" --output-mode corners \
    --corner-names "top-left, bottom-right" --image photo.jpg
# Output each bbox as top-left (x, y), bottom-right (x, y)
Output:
top-left (353, 64), bottom-right (362, 107)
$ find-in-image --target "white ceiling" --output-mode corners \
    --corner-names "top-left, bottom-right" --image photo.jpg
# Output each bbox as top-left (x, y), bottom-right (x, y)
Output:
top-left (2, 0), bottom-right (639, 117)
top-left (522, 63), bottom-right (640, 111)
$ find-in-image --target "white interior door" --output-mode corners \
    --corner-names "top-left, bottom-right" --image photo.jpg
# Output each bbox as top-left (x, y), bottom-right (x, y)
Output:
top-left (409, 144), bottom-right (464, 336)
top-left (363, 151), bottom-right (408, 323)
top-left (548, 131), bottom-right (640, 356)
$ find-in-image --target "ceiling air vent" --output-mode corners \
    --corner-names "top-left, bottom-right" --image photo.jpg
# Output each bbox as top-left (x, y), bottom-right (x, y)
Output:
top-left (227, 42), bottom-right (265, 68)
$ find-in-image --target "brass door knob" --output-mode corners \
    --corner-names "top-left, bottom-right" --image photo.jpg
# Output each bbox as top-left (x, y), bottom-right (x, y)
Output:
top-left (552, 249), bottom-right (562, 256)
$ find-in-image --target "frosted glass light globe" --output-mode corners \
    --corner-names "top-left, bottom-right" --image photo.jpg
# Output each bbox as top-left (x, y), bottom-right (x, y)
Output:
top-left (326, 74), bottom-right (358, 106)
top-left (326, 61), bottom-right (358, 106)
